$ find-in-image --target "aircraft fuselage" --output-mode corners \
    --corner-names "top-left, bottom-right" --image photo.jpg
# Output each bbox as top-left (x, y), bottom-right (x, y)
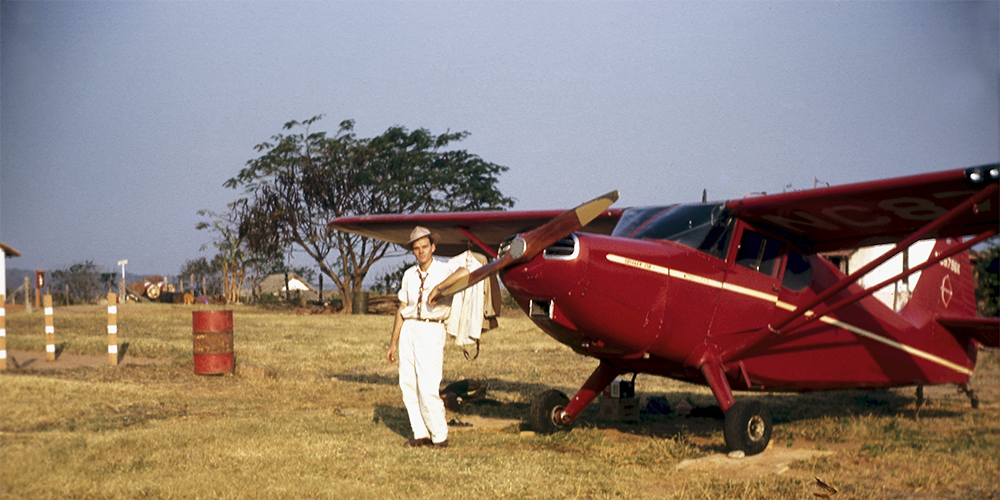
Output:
top-left (502, 207), bottom-right (978, 394)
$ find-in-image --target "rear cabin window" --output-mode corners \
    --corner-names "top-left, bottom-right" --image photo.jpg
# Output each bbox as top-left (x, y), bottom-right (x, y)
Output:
top-left (782, 252), bottom-right (812, 291)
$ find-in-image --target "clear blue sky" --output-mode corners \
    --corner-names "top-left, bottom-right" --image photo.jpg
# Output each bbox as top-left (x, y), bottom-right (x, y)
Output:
top-left (2, 1), bottom-right (997, 281)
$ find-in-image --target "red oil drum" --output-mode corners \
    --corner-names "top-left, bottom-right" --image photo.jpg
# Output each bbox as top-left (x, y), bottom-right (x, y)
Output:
top-left (192, 310), bottom-right (234, 375)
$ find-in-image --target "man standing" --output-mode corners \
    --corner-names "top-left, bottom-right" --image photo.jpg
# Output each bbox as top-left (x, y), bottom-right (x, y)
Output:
top-left (387, 226), bottom-right (469, 448)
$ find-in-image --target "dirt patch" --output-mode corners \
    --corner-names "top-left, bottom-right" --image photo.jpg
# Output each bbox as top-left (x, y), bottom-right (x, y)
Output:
top-left (447, 414), bottom-right (521, 431)
top-left (4, 349), bottom-right (165, 371)
top-left (676, 446), bottom-right (835, 478)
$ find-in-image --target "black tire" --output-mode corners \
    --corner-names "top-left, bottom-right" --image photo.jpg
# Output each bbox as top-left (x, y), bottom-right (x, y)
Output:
top-left (723, 399), bottom-right (772, 456)
top-left (529, 389), bottom-right (571, 434)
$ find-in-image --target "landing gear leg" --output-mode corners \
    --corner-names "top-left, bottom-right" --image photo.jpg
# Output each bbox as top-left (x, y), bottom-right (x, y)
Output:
top-left (701, 362), bottom-right (772, 456)
top-left (700, 362), bottom-right (735, 412)
top-left (959, 383), bottom-right (980, 409)
top-left (915, 384), bottom-right (924, 420)
top-left (530, 361), bottom-right (623, 433)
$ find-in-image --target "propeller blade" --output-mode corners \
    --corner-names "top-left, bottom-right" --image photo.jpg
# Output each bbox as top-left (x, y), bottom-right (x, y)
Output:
top-left (441, 254), bottom-right (512, 296)
top-left (442, 190), bottom-right (618, 297)
top-left (515, 190), bottom-right (619, 262)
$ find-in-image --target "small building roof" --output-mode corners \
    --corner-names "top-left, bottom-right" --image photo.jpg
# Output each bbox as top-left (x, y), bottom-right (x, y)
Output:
top-left (257, 273), bottom-right (317, 294)
top-left (0, 242), bottom-right (21, 258)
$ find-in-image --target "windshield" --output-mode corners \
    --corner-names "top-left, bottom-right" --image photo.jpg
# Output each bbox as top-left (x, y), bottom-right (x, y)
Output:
top-left (613, 203), bottom-right (732, 256)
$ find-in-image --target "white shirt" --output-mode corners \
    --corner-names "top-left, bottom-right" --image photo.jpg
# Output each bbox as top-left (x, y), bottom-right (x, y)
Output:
top-left (398, 258), bottom-right (463, 321)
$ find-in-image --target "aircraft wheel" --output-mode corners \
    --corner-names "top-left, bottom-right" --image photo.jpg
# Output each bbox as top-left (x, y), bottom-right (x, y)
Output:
top-left (723, 399), bottom-right (772, 456)
top-left (529, 389), bottom-right (571, 434)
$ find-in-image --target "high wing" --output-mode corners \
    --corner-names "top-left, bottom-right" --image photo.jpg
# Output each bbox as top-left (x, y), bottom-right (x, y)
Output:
top-left (329, 208), bottom-right (625, 257)
top-left (727, 164), bottom-right (999, 253)
top-left (329, 165), bottom-right (996, 256)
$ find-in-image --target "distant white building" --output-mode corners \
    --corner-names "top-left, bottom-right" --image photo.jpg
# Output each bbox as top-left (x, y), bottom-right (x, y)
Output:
top-left (847, 240), bottom-right (935, 311)
top-left (0, 242), bottom-right (22, 299)
top-left (254, 273), bottom-right (318, 301)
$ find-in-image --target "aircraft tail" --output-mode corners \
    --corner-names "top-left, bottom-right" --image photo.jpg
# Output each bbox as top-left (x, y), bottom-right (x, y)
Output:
top-left (901, 238), bottom-right (999, 347)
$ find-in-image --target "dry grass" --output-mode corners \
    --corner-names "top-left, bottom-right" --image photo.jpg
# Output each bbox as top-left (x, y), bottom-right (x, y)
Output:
top-left (1, 304), bottom-right (997, 499)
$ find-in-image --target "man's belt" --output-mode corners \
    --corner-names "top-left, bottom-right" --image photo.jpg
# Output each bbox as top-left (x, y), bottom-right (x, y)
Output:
top-left (405, 317), bottom-right (445, 324)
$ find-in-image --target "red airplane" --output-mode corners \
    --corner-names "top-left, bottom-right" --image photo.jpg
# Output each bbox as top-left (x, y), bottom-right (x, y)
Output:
top-left (330, 164), bottom-right (999, 455)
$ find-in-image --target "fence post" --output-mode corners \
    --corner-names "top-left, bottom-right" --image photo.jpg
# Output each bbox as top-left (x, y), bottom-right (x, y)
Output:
top-left (108, 292), bottom-right (119, 366)
top-left (1, 294), bottom-right (6, 371)
top-left (44, 294), bottom-right (55, 361)
top-left (35, 271), bottom-right (42, 310)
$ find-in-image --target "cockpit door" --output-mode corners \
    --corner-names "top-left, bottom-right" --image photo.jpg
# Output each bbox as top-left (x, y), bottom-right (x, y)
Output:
top-left (708, 223), bottom-right (785, 338)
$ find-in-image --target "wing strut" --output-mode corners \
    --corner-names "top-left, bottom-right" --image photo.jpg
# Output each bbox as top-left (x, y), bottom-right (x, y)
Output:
top-left (457, 227), bottom-right (498, 259)
top-left (777, 229), bottom-right (994, 335)
top-left (769, 182), bottom-right (998, 335)
top-left (714, 182), bottom-right (997, 365)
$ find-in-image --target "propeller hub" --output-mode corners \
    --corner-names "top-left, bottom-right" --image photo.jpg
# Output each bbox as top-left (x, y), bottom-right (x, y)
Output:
top-left (508, 236), bottom-right (527, 260)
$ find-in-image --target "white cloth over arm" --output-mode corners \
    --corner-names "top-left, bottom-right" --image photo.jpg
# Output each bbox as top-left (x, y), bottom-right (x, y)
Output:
top-left (445, 251), bottom-right (486, 347)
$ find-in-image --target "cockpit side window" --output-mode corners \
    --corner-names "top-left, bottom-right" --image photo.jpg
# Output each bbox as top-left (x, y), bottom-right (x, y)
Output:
top-left (697, 216), bottom-right (734, 260)
top-left (614, 204), bottom-right (813, 289)
top-left (736, 229), bottom-right (783, 277)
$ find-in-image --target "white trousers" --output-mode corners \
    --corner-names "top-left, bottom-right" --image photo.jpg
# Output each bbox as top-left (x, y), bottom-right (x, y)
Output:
top-left (398, 319), bottom-right (448, 443)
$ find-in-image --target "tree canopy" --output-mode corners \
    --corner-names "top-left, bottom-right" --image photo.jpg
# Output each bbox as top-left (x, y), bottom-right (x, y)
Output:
top-left (224, 116), bottom-right (514, 311)
top-left (51, 260), bottom-right (114, 305)
top-left (973, 238), bottom-right (999, 317)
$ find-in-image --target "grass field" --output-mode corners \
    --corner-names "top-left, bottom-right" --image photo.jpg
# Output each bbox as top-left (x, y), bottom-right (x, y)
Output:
top-left (1, 303), bottom-right (997, 499)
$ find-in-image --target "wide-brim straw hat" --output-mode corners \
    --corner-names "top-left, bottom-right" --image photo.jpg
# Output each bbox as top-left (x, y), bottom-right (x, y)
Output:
top-left (405, 226), bottom-right (439, 249)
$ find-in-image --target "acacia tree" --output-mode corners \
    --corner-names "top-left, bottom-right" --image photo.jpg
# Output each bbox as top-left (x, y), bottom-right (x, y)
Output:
top-left (974, 238), bottom-right (999, 317)
top-left (51, 260), bottom-right (109, 304)
top-left (225, 116), bottom-right (513, 312)
top-left (196, 207), bottom-right (281, 303)
top-left (179, 257), bottom-right (222, 296)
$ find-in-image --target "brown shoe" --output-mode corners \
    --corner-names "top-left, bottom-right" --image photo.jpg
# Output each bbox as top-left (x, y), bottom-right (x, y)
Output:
top-left (431, 440), bottom-right (449, 449)
top-left (405, 438), bottom-right (432, 447)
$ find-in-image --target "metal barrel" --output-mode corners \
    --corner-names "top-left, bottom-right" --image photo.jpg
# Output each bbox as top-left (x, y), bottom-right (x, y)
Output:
top-left (192, 310), bottom-right (234, 375)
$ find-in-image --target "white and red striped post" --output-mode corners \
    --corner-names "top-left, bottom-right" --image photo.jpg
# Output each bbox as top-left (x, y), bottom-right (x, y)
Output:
top-left (108, 293), bottom-right (118, 366)
top-left (1, 294), bottom-right (7, 370)
top-left (44, 294), bottom-right (55, 362)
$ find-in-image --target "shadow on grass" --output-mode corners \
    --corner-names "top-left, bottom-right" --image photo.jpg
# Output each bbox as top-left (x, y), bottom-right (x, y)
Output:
top-left (118, 341), bottom-right (131, 363)
top-left (329, 371), bottom-right (565, 397)
top-left (373, 404), bottom-right (412, 439)
top-left (563, 387), bottom-right (976, 455)
top-left (328, 371), bottom-right (544, 420)
top-left (326, 370), bottom-right (977, 453)
top-left (763, 388), bottom-right (970, 423)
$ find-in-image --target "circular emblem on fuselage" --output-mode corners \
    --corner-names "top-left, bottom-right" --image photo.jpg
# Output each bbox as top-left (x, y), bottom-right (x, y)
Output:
top-left (940, 275), bottom-right (953, 308)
